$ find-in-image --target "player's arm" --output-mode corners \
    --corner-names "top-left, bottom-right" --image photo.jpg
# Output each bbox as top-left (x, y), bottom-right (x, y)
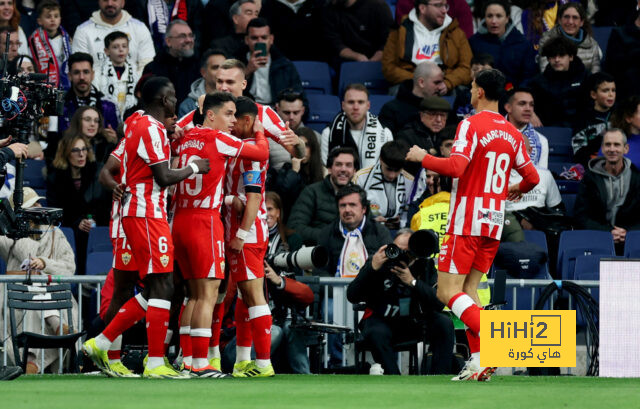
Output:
top-left (150, 159), bottom-right (210, 188)
top-left (229, 192), bottom-right (261, 253)
top-left (507, 162), bottom-right (540, 201)
top-left (99, 155), bottom-right (124, 200)
top-left (279, 125), bottom-right (306, 159)
top-left (405, 145), bottom-right (470, 178)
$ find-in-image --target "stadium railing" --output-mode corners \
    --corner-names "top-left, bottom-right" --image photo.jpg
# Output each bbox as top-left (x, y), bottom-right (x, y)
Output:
top-left (0, 276), bottom-right (600, 371)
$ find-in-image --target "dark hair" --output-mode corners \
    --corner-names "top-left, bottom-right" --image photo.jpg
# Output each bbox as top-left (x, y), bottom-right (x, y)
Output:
top-left (541, 35), bottom-right (577, 58)
top-left (104, 31), bottom-right (128, 48)
top-left (265, 191), bottom-right (290, 250)
top-left (336, 184), bottom-right (368, 210)
top-left (556, 2), bottom-right (592, 37)
top-left (7, 54), bottom-right (35, 75)
top-left (68, 52), bottom-right (94, 69)
top-left (471, 53), bottom-right (495, 68)
top-left (246, 17), bottom-right (270, 31)
top-left (295, 126), bottom-right (324, 184)
top-left (276, 88), bottom-right (304, 104)
top-left (612, 95), bottom-right (640, 135)
top-left (234, 95), bottom-right (258, 117)
top-left (141, 76), bottom-right (173, 107)
top-left (475, 69), bottom-right (506, 102)
top-left (436, 125), bottom-right (456, 157)
top-left (505, 86), bottom-right (534, 104)
top-left (380, 140), bottom-right (409, 170)
top-left (482, 0), bottom-right (511, 19)
top-left (201, 48), bottom-right (226, 69)
top-left (587, 71), bottom-right (615, 93)
top-left (343, 83), bottom-right (369, 99)
top-left (36, 0), bottom-right (61, 17)
top-left (327, 146), bottom-right (359, 170)
top-left (202, 91), bottom-right (237, 114)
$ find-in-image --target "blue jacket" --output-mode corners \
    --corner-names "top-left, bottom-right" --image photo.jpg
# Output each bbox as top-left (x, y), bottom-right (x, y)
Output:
top-left (469, 22), bottom-right (537, 87)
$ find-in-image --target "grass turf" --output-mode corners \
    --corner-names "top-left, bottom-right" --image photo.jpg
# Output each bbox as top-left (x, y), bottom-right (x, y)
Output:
top-left (1, 374), bottom-right (639, 409)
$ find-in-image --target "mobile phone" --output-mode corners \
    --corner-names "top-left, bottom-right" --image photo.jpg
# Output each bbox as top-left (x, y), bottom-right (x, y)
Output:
top-left (255, 42), bottom-right (267, 57)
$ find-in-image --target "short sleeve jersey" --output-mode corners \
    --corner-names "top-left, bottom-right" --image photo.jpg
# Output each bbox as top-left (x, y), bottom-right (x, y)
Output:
top-left (109, 138), bottom-right (126, 239)
top-left (172, 126), bottom-right (247, 213)
top-left (120, 111), bottom-right (171, 219)
top-left (447, 111), bottom-right (532, 239)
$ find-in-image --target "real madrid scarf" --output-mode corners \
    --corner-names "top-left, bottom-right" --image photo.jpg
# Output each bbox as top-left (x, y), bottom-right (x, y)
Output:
top-left (521, 123), bottom-right (543, 167)
top-left (148, 0), bottom-right (188, 50)
top-left (29, 27), bottom-right (71, 89)
top-left (336, 216), bottom-right (368, 278)
top-left (96, 60), bottom-right (137, 121)
top-left (360, 162), bottom-right (407, 219)
top-left (327, 111), bottom-right (386, 169)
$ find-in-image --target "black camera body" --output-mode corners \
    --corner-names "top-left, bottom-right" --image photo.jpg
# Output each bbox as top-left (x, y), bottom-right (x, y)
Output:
top-left (384, 229), bottom-right (439, 269)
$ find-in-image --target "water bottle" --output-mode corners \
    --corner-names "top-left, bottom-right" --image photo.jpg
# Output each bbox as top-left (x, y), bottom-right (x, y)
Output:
top-left (87, 214), bottom-right (96, 229)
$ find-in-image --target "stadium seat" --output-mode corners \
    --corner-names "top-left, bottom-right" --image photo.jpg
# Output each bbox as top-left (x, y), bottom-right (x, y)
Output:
top-left (555, 180), bottom-right (579, 194)
top-left (623, 230), bottom-right (640, 258)
top-left (547, 162), bottom-right (576, 178)
top-left (535, 127), bottom-right (572, 144)
top-left (23, 159), bottom-right (46, 189)
top-left (338, 62), bottom-right (389, 96)
top-left (0, 257), bottom-right (5, 274)
top-left (85, 251), bottom-right (113, 276)
top-left (592, 26), bottom-right (614, 62)
top-left (307, 122), bottom-right (328, 134)
top-left (368, 94), bottom-right (394, 116)
top-left (292, 61), bottom-right (333, 95)
top-left (557, 230), bottom-right (615, 280)
top-left (60, 227), bottom-right (75, 254)
top-left (307, 94), bottom-right (340, 130)
top-left (87, 226), bottom-right (113, 254)
top-left (548, 142), bottom-right (573, 163)
top-left (561, 193), bottom-right (576, 218)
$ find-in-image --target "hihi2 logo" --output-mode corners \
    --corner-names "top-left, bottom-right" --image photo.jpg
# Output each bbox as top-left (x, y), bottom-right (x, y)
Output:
top-left (480, 310), bottom-right (576, 367)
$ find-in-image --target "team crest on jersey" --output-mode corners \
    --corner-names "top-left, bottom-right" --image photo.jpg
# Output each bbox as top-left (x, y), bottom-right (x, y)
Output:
top-left (220, 261), bottom-right (225, 273)
top-left (160, 254), bottom-right (170, 267)
top-left (121, 251), bottom-right (132, 265)
top-left (477, 209), bottom-right (504, 225)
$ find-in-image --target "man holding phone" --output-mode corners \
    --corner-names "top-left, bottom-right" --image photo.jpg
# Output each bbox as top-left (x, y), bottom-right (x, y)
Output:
top-left (243, 18), bottom-right (304, 105)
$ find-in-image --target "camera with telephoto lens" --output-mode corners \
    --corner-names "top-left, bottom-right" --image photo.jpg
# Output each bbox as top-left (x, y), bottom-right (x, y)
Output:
top-left (384, 229), bottom-right (439, 268)
top-left (268, 245), bottom-right (329, 275)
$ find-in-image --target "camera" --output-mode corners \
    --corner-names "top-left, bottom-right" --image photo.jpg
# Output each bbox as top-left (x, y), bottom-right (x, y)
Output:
top-left (268, 245), bottom-right (329, 272)
top-left (384, 229), bottom-right (439, 267)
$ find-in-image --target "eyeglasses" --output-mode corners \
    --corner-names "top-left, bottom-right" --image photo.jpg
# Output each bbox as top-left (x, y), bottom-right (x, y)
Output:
top-left (70, 147), bottom-right (88, 155)
top-left (82, 116), bottom-right (100, 124)
top-left (427, 2), bottom-right (449, 11)
top-left (168, 33), bottom-right (195, 40)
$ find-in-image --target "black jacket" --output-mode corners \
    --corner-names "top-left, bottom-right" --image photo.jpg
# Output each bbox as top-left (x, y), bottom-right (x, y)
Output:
top-left (244, 47), bottom-right (305, 105)
top-left (211, 33), bottom-right (248, 61)
top-left (604, 21), bottom-right (640, 100)
top-left (143, 49), bottom-right (201, 105)
top-left (288, 176), bottom-right (341, 245)
top-left (378, 80), bottom-right (421, 135)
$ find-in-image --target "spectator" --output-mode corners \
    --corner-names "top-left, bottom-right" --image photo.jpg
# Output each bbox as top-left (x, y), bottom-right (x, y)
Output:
top-left (275, 89), bottom-right (316, 135)
top-left (0, 0), bottom-right (29, 56)
top-left (6, 52), bottom-right (34, 74)
top-left (17, 0), bottom-right (37, 38)
top-left (261, 0), bottom-right (326, 61)
top-left (46, 133), bottom-right (109, 274)
top-left (612, 96), bottom-right (640, 168)
top-left (452, 53), bottom-right (494, 120)
top-left (201, 0), bottom-right (254, 51)
top-left (142, 19), bottom-right (200, 105)
top-left (321, 84), bottom-right (393, 170)
top-left (289, 147), bottom-right (357, 245)
top-left (0, 26), bottom-right (21, 69)
top-left (64, 106), bottom-right (116, 165)
top-left (347, 229), bottom-right (455, 375)
top-left (503, 87), bottom-right (549, 168)
top-left (53, 52), bottom-right (119, 163)
top-left (378, 61), bottom-right (447, 135)
top-left (395, 0), bottom-right (473, 37)
top-left (397, 95), bottom-right (451, 154)
top-left (574, 128), bottom-right (640, 254)
top-left (354, 140), bottom-right (425, 229)
top-left (0, 188), bottom-right (79, 374)
top-left (468, 0), bottom-right (537, 87)
top-left (382, 0), bottom-right (471, 90)
top-left (27, 0), bottom-right (72, 89)
top-left (538, 2), bottom-right (601, 74)
top-left (72, 0), bottom-right (155, 75)
top-left (242, 18), bottom-right (304, 106)
top-left (521, 0), bottom-right (564, 47)
top-left (178, 49), bottom-right (227, 117)
top-left (527, 36), bottom-right (587, 128)
top-left (210, 0), bottom-right (259, 59)
top-left (603, 7), bottom-right (640, 101)
top-left (571, 71), bottom-right (616, 166)
top-left (93, 31), bottom-right (139, 121)
top-left (322, 0), bottom-right (393, 67)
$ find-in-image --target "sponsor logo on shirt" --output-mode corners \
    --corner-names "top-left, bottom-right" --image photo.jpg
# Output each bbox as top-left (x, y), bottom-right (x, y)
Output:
top-left (415, 44), bottom-right (440, 60)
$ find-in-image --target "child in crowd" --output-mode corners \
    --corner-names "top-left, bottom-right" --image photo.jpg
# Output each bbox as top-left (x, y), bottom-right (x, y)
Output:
top-left (28, 0), bottom-right (72, 89)
top-left (94, 31), bottom-right (138, 121)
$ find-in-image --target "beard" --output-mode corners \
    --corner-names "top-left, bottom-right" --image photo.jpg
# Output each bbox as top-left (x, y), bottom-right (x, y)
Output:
top-left (177, 47), bottom-right (195, 59)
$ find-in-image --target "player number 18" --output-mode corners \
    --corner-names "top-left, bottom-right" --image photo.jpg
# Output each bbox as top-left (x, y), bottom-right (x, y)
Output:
top-left (483, 152), bottom-right (510, 194)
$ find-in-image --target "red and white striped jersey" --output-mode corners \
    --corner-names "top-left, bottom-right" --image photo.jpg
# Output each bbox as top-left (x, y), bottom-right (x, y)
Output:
top-left (109, 138), bottom-right (126, 239)
top-left (172, 126), bottom-right (246, 213)
top-left (224, 137), bottom-right (268, 245)
top-left (120, 111), bottom-right (171, 219)
top-left (446, 111), bottom-right (532, 239)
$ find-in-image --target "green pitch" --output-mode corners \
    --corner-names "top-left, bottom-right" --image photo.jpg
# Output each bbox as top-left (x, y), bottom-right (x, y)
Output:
top-left (1, 375), bottom-right (639, 409)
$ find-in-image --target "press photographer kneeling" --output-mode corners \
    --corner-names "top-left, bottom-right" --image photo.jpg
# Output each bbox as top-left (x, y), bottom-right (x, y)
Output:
top-left (346, 228), bottom-right (455, 375)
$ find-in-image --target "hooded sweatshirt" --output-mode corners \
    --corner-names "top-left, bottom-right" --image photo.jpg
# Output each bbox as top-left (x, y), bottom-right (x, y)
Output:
top-left (178, 77), bottom-right (206, 117)
top-left (72, 10), bottom-right (156, 75)
top-left (408, 9), bottom-right (451, 66)
top-left (589, 156), bottom-right (632, 225)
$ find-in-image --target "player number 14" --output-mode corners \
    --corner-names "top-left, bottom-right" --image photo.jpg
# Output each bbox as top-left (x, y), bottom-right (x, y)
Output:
top-left (483, 152), bottom-right (510, 194)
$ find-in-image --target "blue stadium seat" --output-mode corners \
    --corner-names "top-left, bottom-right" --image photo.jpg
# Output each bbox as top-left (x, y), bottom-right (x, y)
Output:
top-left (592, 26), bottom-right (614, 62)
top-left (623, 230), bottom-right (640, 258)
top-left (548, 142), bottom-right (573, 163)
top-left (368, 94), bottom-right (394, 116)
top-left (307, 122), bottom-right (328, 134)
top-left (561, 193), bottom-right (576, 218)
top-left (60, 227), bottom-right (75, 253)
top-left (23, 159), bottom-right (46, 189)
top-left (307, 94), bottom-right (340, 130)
top-left (86, 251), bottom-right (113, 276)
top-left (338, 62), bottom-right (389, 96)
top-left (292, 61), bottom-right (332, 95)
top-left (441, 95), bottom-right (456, 108)
top-left (87, 226), bottom-right (112, 254)
top-left (0, 257), bottom-right (5, 274)
top-left (535, 127), bottom-right (572, 144)
top-left (573, 254), bottom-right (602, 326)
top-left (555, 180), bottom-right (579, 194)
top-left (557, 230), bottom-right (615, 280)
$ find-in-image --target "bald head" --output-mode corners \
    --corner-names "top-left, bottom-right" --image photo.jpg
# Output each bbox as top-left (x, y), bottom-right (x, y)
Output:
top-left (413, 62), bottom-right (446, 98)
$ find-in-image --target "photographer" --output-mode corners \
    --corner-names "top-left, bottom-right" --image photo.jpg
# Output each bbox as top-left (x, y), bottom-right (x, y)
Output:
top-left (347, 229), bottom-right (455, 375)
top-left (0, 135), bottom-right (28, 170)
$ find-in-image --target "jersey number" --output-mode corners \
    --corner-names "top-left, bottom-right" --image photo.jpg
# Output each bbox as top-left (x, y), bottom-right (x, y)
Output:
top-left (483, 152), bottom-right (510, 194)
top-left (180, 154), bottom-right (203, 196)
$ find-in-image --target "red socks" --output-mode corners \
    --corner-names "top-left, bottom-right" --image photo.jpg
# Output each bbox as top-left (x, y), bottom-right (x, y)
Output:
top-left (146, 299), bottom-right (171, 358)
top-left (191, 328), bottom-right (211, 361)
top-left (210, 301), bottom-right (225, 348)
top-left (448, 292), bottom-right (481, 336)
top-left (248, 305), bottom-right (272, 360)
top-left (103, 294), bottom-right (147, 342)
top-left (235, 297), bottom-right (252, 348)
